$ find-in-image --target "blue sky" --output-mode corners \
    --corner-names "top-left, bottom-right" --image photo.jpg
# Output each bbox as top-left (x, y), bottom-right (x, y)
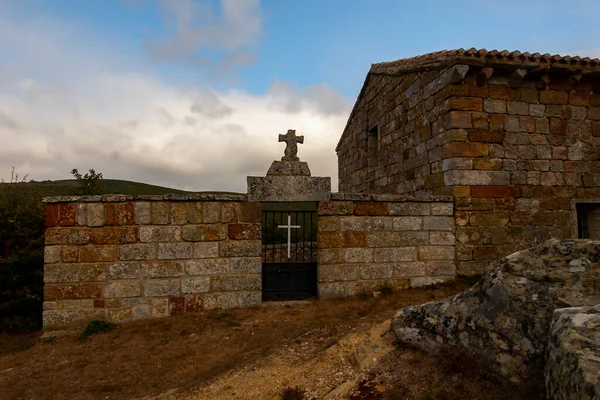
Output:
top-left (1, 0), bottom-right (599, 191)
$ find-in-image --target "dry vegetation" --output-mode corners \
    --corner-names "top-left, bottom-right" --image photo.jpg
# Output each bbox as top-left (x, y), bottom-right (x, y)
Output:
top-left (0, 280), bottom-right (545, 400)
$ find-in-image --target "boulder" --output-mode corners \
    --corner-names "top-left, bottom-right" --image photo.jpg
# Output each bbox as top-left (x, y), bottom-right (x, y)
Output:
top-left (546, 305), bottom-right (600, 400)
top-left (391, 239), bottom-right (600, 381)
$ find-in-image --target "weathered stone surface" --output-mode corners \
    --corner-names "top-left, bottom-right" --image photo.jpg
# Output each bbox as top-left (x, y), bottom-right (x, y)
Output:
top-left (546, 305), bottom-right (600, 400)
top-left (389, 202), bottom-right (430, 216)
top-left (182, 224), bottom-right (227, 241)
top-left (139, 226), bottom-right (181, 242)
top-left (391, 239), bottom-right (600, 382)
top-left (134, 202), bottom-right (151, 224)
top-left (119, 244), bottom-right (156, 261)
top-left (393, 216), bottom-right (423, 231)
top-left (44, 264), bottom-right (79, 283)
top-left (203, 291), bottom-right (261, 309)
top-left (266, 160), bottom-right (311, 176)
top-left (192, 242), bottom-right (219, 259)
top-left (230, 257), bottom-right (262, 274)
top-left (144, 279), bottom-right (180, 297)
top-left (43, 309), bottom-right (106, 330)
top-left (79, 245), bottom-right (118, 262)
top-left (181, 277), bottom-right (210, 294)
top-left (44, 246), bottom-right (61, 264)
top-left (219, 240), bottom-right (261, 257)
top-left (157, 242), bottom-right (192, 259)
top-left (202, 202), bottom-right (221, 223)
top-left (86, 204), bottom-right (105, 227)
top-left (91, 226), bottom-right (138, 245)
top-left (228, 223), bottom-right (261, 240)
top-left (247, 175), bottom-right (331, 202)
top-left (45, 228), bottom-right (91, 245)
top-left (373, 247), bottom-right (417, 262)
top-left (141, 260), bottom-right (185, 278)
top-left (108, 262), bottom-right (140, 280)
top-left (211, 275), bottom-right (261, 291)
top-left (104, 281), bottom-right (142, 298)
top-left (186, 258), bottom-right (230, 275)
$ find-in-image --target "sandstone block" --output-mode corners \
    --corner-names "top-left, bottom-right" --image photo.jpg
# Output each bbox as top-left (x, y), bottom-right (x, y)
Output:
top-left (423, 216), bottom-right (454, 231)
top-left (507, 101), bottom-right (528, 115)
top-left (211, 275), bottom-right (261, 291)
top-left (469, 211), bottom-right (510, 226)
top-left (119, 244), bottom-right (157, 261)
top-left (144, 279), bottom-right (180, 297)
top-left (442, 142), bottom-right (488, 158)
top-left (444, 170), bottom-right (510, 186)
top-left (55, 283), bottom-right (102, 299)
top-left (80, 245), bottom-right (118, 262)
top-left (366, 231), bottom-right (429, 247)
top-left (359, 263), bottom-right (394, 280)
top-left (318, 201), bottom-right (355, 215)
top-left (79, 263), bottom-right (107, 282)
top-left (192, 242), bottom-right (219, 259)
top-left (141, 260), bottom-right (184, 278)
top-left (483, 98), bottom-right (507, 114)
top-left (318, 216), bottom-right (340, 232)
top-left (445, 111), bottom-right (472, 129)
top-left (187, 202), bottom-right (202, 223)
top-left (86, 204), bottom-right (105, 227)
top-left (170, 203), bottom-right (187, 224)
top-left (239, 203), bottom-right (262, 223)
top-left (108, 262), bottom-right (140, 280)
top-left (529, 104), bottom-right (545, 117)
top-left (430, 232), bottom-right (456, 245)
top-left (43, 309), bottom-right (106, 330)
top-left (139, 226), bottom-right (180, 243)
top-left (219, 240), bottom-right (261, 257)
top-left (203, 291), bottom-right (261, 309)
top-left (426, 261), bottom-right (456, 275)
top-left (182, 224), bottom-right (227, 241)
top-left (393, 216), bottom-right (423, 231)
top-left (228, 223), bottom-right (261, 240)
top-left (46, 204), bottom-right (59, 227)
top-left (202, 202), bottom-right (221, 223)
top-left (134, 202), bottom-right (151, 224)
top-left (91, 226), bottom-right (139, 245)
top-left (186, 258), bottom-right (230, 275)
top-left (157, 242), bottom-right (192, 259)
top-left (394, 262), bottom-right (427, 277)
top-left (418, 246), bottom-right (455, 261)
top-left (104, 281), bottom-right (142, 298)
top-left (389, 202), bottom-right (430, 216)
top-left (319, 264), bottom-right (358, 282)
top-left (468, 130), bottom-right (504, 143)
top-left (44, 246), bottom-right (61, 264)
top-left (354, 202), bottom-right (389, 216)
top-left (58, 203), bottom-right (77, 226)
top-left (181, 277), bottom-right (210, 294)
top-left (151, 202), bottom-right (169, 225)
top-left (221, 203), bottom-right (240, 223)
top-left (373, 247), bottom-right (417, 262)
top-left (230, 257), bottom-right (261, 274)
top-left (44, 264), bottom-right (79, 283)
top-left (344, 248), bottom-right (374, 263)
top-left (185, 295), bottom-right (203, 312)
top-left (442, 157), bottom-right (473, 171)
top-left (430, 203), bottom-right (453, 216)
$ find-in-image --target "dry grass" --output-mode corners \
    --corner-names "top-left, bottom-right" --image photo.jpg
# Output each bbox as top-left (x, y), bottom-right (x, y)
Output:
top-left (0, 280), bottom-right (544, 400)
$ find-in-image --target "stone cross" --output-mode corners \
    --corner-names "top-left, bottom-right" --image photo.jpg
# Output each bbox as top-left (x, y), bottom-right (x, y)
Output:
top-left (278, 129), bottom-right (304, 161)
top-left (277, 214), bottom-right (301, 259)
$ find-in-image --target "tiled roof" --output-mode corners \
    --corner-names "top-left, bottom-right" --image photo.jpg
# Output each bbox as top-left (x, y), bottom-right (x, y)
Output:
top-left (371, 48), bottom-right (600, 75)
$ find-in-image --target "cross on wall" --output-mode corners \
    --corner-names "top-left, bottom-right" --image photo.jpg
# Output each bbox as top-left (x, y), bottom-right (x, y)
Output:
top-left (277, 214), bottom-right (301, 259)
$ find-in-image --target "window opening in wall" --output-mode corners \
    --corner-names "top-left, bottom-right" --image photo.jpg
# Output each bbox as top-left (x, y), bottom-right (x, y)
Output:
top-left (576, 203), bottom-right (600, 239)
top-left (367, 125), bottom-right (379, 169)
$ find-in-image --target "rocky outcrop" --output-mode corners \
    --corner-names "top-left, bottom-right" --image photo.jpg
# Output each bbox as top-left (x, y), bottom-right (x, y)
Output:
top-left (391, 239), bottom-right (600, 382)
top-left (546, 305), bottom-right (600, 400)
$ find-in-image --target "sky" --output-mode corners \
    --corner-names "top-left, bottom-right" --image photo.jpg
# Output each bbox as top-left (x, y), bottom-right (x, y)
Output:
top-left (1, 0), bottom-right (599, 192)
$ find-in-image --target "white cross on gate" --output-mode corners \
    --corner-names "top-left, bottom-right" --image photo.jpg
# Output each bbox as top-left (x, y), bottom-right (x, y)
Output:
top-left (277, 214), bottom-right (301, 259)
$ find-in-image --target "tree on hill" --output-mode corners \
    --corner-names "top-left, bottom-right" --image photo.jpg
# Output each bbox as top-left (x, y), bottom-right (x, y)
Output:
top-left (71, 168), bottom-right (103, 195)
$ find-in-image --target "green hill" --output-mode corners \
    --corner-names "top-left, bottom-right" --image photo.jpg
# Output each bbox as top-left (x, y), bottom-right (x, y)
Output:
top-left (17, 179), bottom-right (243, 197)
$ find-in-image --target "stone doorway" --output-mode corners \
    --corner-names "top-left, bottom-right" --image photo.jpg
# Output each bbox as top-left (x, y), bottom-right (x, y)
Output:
top-left (577, 203), bottom-right (600, 239)
top-left (261, 202), bottom-right (318, 301)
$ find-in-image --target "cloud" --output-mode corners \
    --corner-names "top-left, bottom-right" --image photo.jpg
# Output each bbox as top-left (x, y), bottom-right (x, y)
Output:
top-left (0, 4), bottom-right (350, 192)
top-left (144, 0), bottom-right (262, 72)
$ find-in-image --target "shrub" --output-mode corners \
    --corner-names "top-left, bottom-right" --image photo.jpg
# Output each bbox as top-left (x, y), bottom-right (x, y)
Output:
top-left (281, 386), bottom-right (305, 400)
top-left (79, 320), bottom-right (118, 342)
top-left (0, 168), bottom-right (45, 332)
top-left (71, 168), bottom-right (103, 195)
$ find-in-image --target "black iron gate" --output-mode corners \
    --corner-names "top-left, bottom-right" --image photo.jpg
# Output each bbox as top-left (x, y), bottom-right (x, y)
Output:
top-left (262, 203), bottom-right (318, 301)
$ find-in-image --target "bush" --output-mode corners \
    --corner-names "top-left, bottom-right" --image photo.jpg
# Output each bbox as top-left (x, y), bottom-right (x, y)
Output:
top-left (71, 168), bottom-right (103, 195)
top-left (0, 168), bottom-right (45, 332)
top-left (79, 320), bottom-right (118, 342)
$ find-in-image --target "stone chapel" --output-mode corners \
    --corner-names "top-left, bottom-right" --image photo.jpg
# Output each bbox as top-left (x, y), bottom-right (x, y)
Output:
top-left (336, 48), bottom-right (600, 276)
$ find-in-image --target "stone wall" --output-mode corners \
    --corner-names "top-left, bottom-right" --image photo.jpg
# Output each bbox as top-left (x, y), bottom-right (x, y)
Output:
top-left (317, 194), bottom-right (455, 297)
top-left (43, 194), bottom-right (262, 331)
top-left (337, 60), bottom-right (600, 275)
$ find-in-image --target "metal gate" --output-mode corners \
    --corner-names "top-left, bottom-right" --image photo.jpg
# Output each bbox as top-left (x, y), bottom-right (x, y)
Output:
top-left (261, 203), bottom-right (318, 301)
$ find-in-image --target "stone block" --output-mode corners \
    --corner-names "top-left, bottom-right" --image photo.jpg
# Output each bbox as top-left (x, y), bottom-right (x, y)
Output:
top-left (182, 224), bottom-right (227, 241)
top-left (211, 275), bottom-right (261, 291)
top-left (228, 223), bottom-right (261, 240)
top-left (58, 203), bottom-right (77, 226)
top-left (168, 296), bottom-right (185, 315)
top-left (187, 202), bottom-right (203, 223)
top-left (43, 309), bottom-right (106, 330)
top-left (157, 242), bottom-right (192, 260)
top-left (469, 212), bottom-right (510, 226)
top-left (318, 201), bottom-right (354, 215)
top-left (431, 203), bottom-right (453, 216)
top-left (423, 216), bottom-right (454, 231)
top-left (507, 101), bottom-right (528, 115)
top-left (319, 264), bottom-right (358, 282)
top-left (91, 226), bottom-right (138, 245)
top-left (79, 263), bottom-right (107, 282)
top-left (442, 157), bottom-right (473, 171)
top-left (181, 277), bottom-right (210, 294)
top-left (471, 185), bottom-right (519, 198)
top-left (151, 202), bottom-right (169, 225)
top-left (444, 170), bottom-right (510, 186)
top-left (192, 242), bottom-right (219, 259)
top-left (540, 90), bottom-right (568, 105)
top-left (389, 202), bottom-right (430, 216)
top-left (447, 97), bottom-right (483, 111)
top-left (150, 298), bottom-right (169, 317)
top-left (318, 216), bottom-right (340, 231)
top-left (354, 202), bottom-right (389, 216)
top-left (318, 248), bottom-right (344, 264)
top-left (394, 262), bottom-right (427, 277)
top-left (202, 202), bottom-right (221, 223)
top-left (46, 204), bottom-right (59, 227)
top-left (119, 244), bottom-right (157, 261)
top-left (185, 295), bottom-right (204, 312)
top-left (44, 246), bottom-right (61, 264)
top-left (203, 291), bottom-right (261, 309)
top-left (483, 98), bottom-right (507, 114)
top-left (393, 216), bottom-right (423, 231)
top-left (80, 245), bottom-right (118, 262)
top-left (219, 240), bottom-right (261, 257)
top-left (86, 203), bottom-right (105, 227)
top-left (239, 203), bottom-right (262, 223)
top-left (359, 263), bottom-right (394, 280)
top-left (418, 246), bottom-right (455, 261)
top-left (230, 257), bottom-right (261, 274)
top-left (445, 111), bottom-right (472, 129)
top-left (139, 226), bottom-right (180, 243)
top-left (430, 232), bottom-right (456, 245)
top-left (221, 203), bottom-right (240, 223)
top-left (340, 216), bottom-right (371, 232)
top-left (366, 231), bottom-right (429, 247)
top-left (134, 202), bottom-right (151, 224)
top-left (344, 248), bottom-right (374, 263)
top-left (186, 258), bottom-right (230, 275)
top-left (247, 175), bottom-right (331, 202)
top-left (55, 283), bottom-right (102, 299)
top-left (442, 129), bottom-right (468, 143)
top-left (44, 264), bottom-right (79, 283)
top-left (426, 261), bottom-right (456, 276)
top-left (468, 130), bottom-right (504, 143)
top-left (144, 279), bottom-right (180, 297)
top-left (141, 260), bottom-right (185, 278)
top-left (529, 104), bottom-right (545, 117)
top-left (104, 281), bottom-right (142, 298)
top-left (373, 247), bottom-right (417, 262)
top-left (442, 142), bottom-right (488, 158)
top-left (170, 203), bottom-right (187, 225)
top-left (108, 262), bottom-right (140, 280)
